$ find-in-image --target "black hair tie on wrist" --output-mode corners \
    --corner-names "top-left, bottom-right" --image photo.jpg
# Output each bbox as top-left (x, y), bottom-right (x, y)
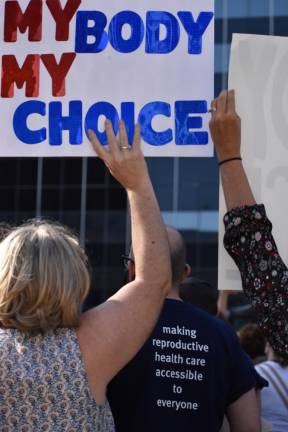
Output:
top-left (218, 157), bottom-right (242, 167)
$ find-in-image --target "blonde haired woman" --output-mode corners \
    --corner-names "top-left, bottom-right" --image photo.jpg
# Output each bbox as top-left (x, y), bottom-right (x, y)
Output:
top-left (0, 121), bottom-right (171, 431)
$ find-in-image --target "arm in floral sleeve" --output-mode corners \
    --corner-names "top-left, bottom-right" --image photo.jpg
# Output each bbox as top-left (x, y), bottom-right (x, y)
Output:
top-left (224, 204), bottom-right (288, 357)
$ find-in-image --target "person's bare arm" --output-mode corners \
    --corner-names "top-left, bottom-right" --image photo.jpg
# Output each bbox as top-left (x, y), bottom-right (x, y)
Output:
top-left (77, 121), bottom-right (171, 401)
top-left (226, 389), bottom-right (261, 432)
top-left (209, 90), bottom-right (255, 210)
top-left (220, 161), bottom-right (256, 210)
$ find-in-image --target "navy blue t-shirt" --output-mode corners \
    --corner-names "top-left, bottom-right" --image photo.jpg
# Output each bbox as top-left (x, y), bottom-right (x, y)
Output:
top-left (108, 299), bottom-right (256, 432)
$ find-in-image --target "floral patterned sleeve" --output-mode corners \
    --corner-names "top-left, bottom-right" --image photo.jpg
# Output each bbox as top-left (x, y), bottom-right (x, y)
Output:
top-left (223, 204), bottom-right (288, 357)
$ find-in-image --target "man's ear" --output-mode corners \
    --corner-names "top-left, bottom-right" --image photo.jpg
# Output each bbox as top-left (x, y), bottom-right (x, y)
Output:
top-left (179, 264), bottom-right (192, 283)
top-left (184, 264), bottom-right (192, 278)
top-left (127, 261), bottom-right (136, 282)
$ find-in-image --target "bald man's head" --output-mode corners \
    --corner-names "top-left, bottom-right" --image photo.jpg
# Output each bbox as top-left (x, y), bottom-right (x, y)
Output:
top-left (166, 226), bottom-right (187, 284)
top-left (128, 226), bottom-right (188, 286)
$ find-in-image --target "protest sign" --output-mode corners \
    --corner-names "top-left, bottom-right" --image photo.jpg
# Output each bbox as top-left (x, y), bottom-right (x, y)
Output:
top-left (218, 34), bottom-right (288, 290)
top-left (0, 0), bottom-right (214, 157)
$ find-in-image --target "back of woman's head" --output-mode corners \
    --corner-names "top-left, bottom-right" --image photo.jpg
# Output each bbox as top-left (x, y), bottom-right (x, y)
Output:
top-left (238, 323), bottom-right (266, 361)
top-left (0, 220), bottom-right (90, 332)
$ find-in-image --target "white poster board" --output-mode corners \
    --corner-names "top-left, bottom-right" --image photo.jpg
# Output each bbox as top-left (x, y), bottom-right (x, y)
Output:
top-left (0, 0), bottom-right (214, 157)
top-left (218, 33), bottom-right (288, 291)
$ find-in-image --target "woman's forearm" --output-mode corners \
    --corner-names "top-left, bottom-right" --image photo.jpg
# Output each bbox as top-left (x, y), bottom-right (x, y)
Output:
top-left (127, 179), bottom-right (171, 289)
top-left (209, 90), bottom-right (256, 210)
top-left (220, 160), bottom-right (256, 210)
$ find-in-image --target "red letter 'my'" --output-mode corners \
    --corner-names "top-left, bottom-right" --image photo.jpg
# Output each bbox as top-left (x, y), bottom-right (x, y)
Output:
top-left (4, 0), bottom-right (43, 42)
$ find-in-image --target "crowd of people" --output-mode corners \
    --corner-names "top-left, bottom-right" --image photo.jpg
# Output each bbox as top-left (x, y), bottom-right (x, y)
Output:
top-left (0, 91), bottom-right (287, 431)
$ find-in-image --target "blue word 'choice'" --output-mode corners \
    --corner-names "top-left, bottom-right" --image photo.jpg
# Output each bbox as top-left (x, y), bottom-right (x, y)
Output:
top-left (13, 100), bottom-right (209, 146)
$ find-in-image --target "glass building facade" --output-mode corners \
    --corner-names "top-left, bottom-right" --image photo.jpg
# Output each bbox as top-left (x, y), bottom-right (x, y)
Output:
top-left (1, 1), bottom-right (287, 307)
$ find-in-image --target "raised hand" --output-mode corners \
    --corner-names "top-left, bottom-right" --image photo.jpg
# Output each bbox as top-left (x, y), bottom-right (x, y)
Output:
top-left (209, 89), bottom-right (241, 162)
top-left (88, 120), bottom-right (149, 192)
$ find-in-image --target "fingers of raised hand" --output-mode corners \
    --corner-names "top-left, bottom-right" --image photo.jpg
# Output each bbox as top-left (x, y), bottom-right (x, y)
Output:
top-left (88, 129), bottom-right (108, 161)
top-left (105, 120), bottom-right (120, 155)
top-left (209, 99), bottom-right (217, 118)
top-left (216, 90), bottom-right (228, 115)
top-left (131, 123), bottom-right (141, 153)
top-left (227, 89), bottom-right (236, 114)
top-left (210, 90), bottom-right (239, 125)
top-left (215, 89), bottom-right (237, 115)
top-left (118, 120), bottom-right (130, 151)
top-left (89, 121), bottom-right (142, 164)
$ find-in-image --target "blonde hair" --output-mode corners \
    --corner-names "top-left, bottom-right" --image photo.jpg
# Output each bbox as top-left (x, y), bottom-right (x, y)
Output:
top-left (0, 220), bottom-right (90, 332)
